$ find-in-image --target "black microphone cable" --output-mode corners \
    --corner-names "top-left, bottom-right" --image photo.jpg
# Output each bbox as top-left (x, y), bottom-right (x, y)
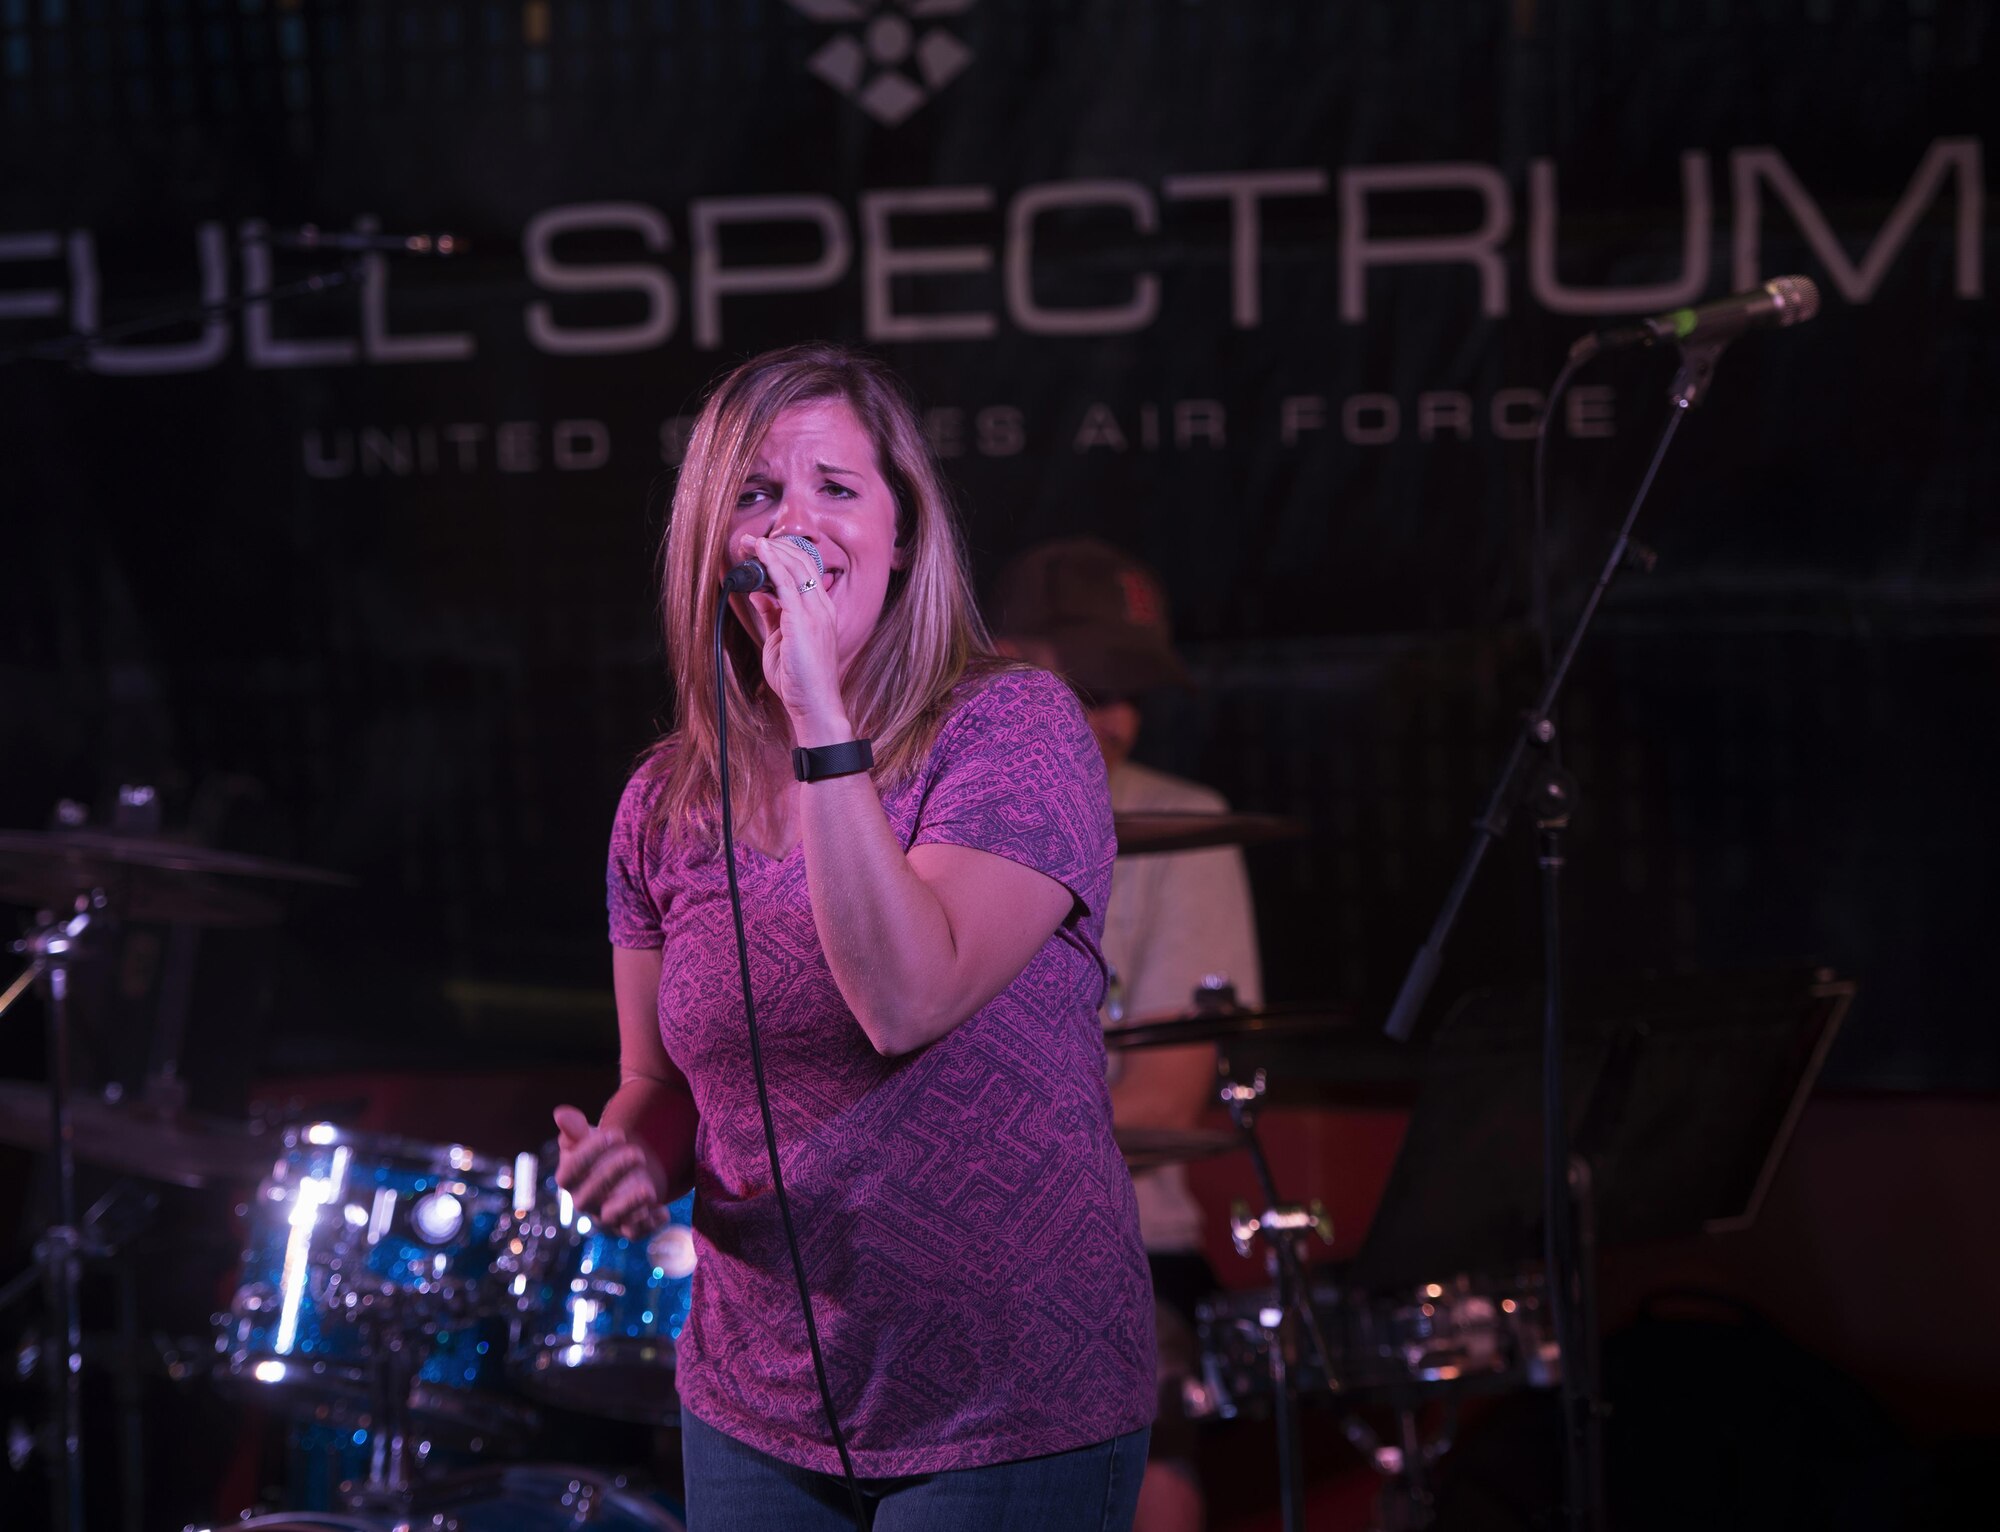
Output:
top-left (711, 590), bottom-right (868, 1528)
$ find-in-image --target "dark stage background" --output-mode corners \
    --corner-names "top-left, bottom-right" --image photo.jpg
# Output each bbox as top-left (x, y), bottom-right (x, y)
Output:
top-left (1, 4), bottom-right (1998, 1529)
top-left (0, 6), bottom-right (1994, 1090)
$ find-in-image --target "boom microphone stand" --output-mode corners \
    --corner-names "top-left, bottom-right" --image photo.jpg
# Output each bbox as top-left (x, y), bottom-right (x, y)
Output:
top-left (0, 226), bottom-right (450, 1531)
top-left (1380, 336), bottom-right (1742, 1532)
top-left (0, 222), bottom-right (459, 368)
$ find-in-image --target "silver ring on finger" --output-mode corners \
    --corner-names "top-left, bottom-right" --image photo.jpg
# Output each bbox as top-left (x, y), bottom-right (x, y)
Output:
top-left (799, 576), bottom-right (818, 593)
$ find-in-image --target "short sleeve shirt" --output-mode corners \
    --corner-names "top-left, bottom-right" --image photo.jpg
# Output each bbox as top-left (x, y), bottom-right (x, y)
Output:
top-left (1102, 760), bottom-right (1263, 1253)
top-left (606, 667), bottom-right (1156, 1477)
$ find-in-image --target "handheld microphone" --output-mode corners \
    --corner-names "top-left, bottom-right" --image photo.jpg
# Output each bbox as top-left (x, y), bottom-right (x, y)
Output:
top-left (1568, 275), bottom-right (1820, 362)
top-left (722, 534), bottom-right (823, 594)
top-left (265, 227), bottom-right (465, 256)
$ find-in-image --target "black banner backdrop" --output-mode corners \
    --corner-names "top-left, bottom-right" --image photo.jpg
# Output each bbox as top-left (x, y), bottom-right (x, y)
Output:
top-left (0, 2), bottom-right (1993, 1091)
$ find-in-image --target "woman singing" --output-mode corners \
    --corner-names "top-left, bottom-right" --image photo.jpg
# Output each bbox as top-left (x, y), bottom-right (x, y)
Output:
top-left (554, 344), bottom-right (1155, 1530)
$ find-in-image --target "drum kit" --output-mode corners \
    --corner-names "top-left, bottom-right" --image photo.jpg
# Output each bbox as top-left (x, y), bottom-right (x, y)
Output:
top-left (1099, 1063), bottom-right (1556, 1532)
top-left (0, 816), bottom-right (694, 1530)
top-left (205, 1123), bottom-right (697, 1529)
top-left (0, 804), bottom-right (1557, 1532)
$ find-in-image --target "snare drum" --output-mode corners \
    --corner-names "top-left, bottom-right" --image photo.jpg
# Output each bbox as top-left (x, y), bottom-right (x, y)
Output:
top-left (1347, 1271), bottom-right (1558, 1393)
top-left (494, 1158), bottom-right (696, 1423)
top-left (1193, 1271), bottom-right (1557, 1417)
top-left (215, 1123), bottom-right (530, 1438)
top-left (1192, 1281), bottom-right (1352, 1417)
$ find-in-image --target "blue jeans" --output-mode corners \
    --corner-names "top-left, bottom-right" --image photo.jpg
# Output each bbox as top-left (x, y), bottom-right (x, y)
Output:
top-left (680, 1411), bottom-right (1149, 1532)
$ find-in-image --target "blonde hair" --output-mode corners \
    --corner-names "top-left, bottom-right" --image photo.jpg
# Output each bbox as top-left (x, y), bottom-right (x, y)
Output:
top-left (649, 342), bottom-right (998, 841)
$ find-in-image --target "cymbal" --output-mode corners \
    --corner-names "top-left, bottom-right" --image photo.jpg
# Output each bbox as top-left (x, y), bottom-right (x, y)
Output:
top-left (1109, 1003), bottom-right (1422, 1107)
top-left (1105, 1002), bottom-right (1360, 1051)
top-left (0, 1080), bottom-right (275, 1189)
top-left (1114, 1125), bottom-right (1239, 1172)
top-left (1113, 810), bottom-right (1304, 856)
top-left (0, 828), bottom-right (354, 926)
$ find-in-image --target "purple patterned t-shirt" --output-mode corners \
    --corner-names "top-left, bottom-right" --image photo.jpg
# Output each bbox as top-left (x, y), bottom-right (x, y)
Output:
top-left (606, 667), bottom-right (1156, 1476)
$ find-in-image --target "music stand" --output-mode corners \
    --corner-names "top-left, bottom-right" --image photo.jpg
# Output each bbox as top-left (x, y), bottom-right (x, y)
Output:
top-left (1350, 968), bottom-right (1852, 1291)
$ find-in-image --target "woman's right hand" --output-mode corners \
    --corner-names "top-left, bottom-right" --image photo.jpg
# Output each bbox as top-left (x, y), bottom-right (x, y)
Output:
top-left (735, 532), bottom-right (850, 743)
top-left (552, 1103), bottom-right (672, 1240)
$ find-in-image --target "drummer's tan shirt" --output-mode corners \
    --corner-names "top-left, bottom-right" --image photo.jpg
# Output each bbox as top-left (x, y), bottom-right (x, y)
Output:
top-left (1103, 759), bottom-right (1264, 1253)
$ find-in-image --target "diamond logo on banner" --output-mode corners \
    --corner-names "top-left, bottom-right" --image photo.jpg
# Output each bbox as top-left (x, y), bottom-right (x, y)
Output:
top-left (788, 0), bottom-right (976, 127)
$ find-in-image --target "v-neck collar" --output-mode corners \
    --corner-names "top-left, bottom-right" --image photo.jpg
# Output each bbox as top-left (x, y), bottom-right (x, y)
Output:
top-left (733, 833), bottom-right (800, 867)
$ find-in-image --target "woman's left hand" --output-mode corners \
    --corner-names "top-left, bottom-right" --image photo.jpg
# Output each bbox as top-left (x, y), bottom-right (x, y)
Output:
top-left (737, 532), bottom-right (850, 742)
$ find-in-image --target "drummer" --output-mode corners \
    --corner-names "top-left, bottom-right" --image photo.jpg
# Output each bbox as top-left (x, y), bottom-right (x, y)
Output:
top-left (990, 538), bottom-right (1263, 1532)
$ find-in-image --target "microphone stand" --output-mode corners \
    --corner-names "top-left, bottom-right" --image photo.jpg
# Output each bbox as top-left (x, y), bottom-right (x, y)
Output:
top-left (0, 221), bottom-right (465, 369)
top-left (1381, 338), bottom-right (1730, 1532)
top-left (0, 259), bottom-right (363, 368)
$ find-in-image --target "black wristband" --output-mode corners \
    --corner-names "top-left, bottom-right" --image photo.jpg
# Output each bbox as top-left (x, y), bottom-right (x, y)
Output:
top-left (792, 738), bottom-right (874, 783)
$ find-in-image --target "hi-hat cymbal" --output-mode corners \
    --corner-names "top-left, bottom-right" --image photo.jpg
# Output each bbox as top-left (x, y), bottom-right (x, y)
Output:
top-left (0, 828), bottom-right (354, 926)
top-left (1113, 810), bottom-right (1305, 856)
top-left (0, 1080), bottom-right (274, 1188)
top-left (1114, 1125), bottom-right (1239, 1172)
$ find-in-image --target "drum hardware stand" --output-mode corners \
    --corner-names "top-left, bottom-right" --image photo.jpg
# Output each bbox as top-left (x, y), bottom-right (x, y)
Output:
top-left (3, 862), bottom-right (207, 1532)
top-left (342, 1291), bottom-right (436, 1506)
top-left (1336, 1404), bottom-right (1456, 1532)
top-left (1217, 1064), bottom-right (1339, 1532)
top-left (0, 1176), bottom-right (159, 1519)
top-left (4, 896), bottom-right (106, 1532)
top-left (1381, 337), bottom-right (1740, 1532)
top-left (338, 1275), bottom-right (504, 1510)
top-left (66, 1181), bottom-right (161, 1532)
